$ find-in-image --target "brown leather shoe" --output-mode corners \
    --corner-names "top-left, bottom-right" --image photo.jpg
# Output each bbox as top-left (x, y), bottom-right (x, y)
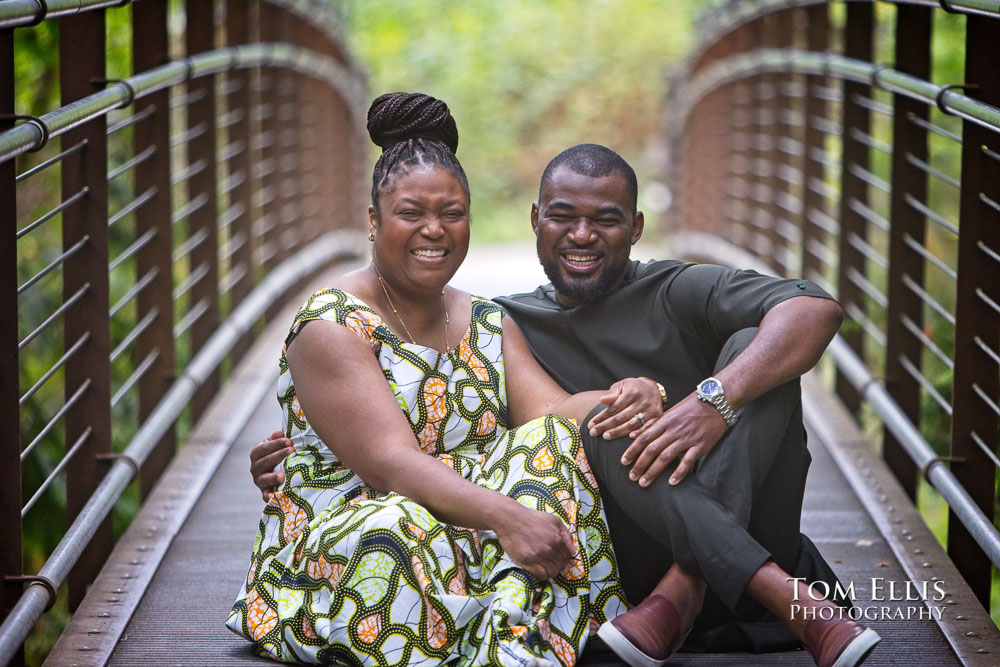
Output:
top-left (596, 595), bottom-right (690, 667)
top-left (802, 616), bottom-right (880, 667)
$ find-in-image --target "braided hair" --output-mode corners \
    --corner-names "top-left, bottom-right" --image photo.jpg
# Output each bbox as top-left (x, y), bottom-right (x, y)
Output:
top-left (367, 92), bottom-right (470, 218)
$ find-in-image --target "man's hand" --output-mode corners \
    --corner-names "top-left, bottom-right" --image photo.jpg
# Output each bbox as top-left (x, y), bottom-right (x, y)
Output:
top-left (493, 502), bottom-right (576, 581)
top-left (620, 394), bottom-right (728, 487)
top-left (250, 430), bottom-right (295, 501)
top-left (586, 377), bottom-right (664, 440)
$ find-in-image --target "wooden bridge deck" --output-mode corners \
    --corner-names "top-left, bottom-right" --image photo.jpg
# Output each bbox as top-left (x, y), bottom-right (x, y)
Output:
top-left (46, 246), bottom-right (1000, 666)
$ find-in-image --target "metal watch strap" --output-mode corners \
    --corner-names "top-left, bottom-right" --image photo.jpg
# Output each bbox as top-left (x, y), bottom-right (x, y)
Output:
top-left (709, 393), bottom-right (737, 426)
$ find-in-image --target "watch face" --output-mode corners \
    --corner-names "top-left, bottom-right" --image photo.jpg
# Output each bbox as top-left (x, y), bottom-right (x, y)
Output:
top-left (700, 379), bottom-right (720, 395)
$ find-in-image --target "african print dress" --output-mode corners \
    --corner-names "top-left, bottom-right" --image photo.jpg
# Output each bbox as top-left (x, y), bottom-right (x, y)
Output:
top-left (227, 289), bottom-right (626, 666)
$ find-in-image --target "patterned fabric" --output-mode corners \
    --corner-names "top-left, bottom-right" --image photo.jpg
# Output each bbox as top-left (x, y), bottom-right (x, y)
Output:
top-left (227, 288), bottom-right (626, 666)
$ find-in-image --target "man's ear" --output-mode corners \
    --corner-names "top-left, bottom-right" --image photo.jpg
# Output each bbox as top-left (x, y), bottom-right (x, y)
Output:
top-left (530, 202), bottom-right (540, 235)
top-left (631, 210), bottom-right (645, 245)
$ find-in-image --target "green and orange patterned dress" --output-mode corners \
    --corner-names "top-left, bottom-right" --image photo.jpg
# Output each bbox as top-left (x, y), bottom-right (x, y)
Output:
top-left (227, 288), bottom-right (626, 666)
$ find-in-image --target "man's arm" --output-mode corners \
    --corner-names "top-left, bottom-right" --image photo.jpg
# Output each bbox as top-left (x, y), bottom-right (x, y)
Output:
top-left (621, 295), bottom-right (843, 486)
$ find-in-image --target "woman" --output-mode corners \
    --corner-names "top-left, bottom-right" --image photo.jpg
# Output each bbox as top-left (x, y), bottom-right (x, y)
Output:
top-left (227, 92), bottom-right (664, 666)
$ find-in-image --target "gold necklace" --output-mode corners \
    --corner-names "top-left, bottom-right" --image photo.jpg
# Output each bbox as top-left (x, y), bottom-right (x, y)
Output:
top-left (372, 262), bottom-right (452, 356)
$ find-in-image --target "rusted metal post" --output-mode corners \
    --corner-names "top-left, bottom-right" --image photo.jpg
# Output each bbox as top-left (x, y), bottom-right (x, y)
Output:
top-left (186, 0), bottom-right (220, 422)
top-left (59, 9), bottom-right (113, 609)
top-left (947, 14), bottom-right (1000, 609)
top-left (834, 2), bottom-right (873, 413)
top-left (800, 4), bottom-right (829, 282)
top-left (761, 9), bottom-right (794, 274)
top-left (133, 0), bottom-right (177, 499)
top-left (882, 5), bottom-right (931, 501)
top-left (256, 0), bottom-right (281, 275)
top-left (0, 29), bottom-right (24, 665)
top-left (225, 0), bottom-right (255, 363)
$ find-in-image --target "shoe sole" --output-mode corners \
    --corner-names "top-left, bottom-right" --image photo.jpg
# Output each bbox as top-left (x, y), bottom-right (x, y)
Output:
top-left (831, 627), bottom-right (881, 667)
top-left (596, 620), bottom-right (669, 667)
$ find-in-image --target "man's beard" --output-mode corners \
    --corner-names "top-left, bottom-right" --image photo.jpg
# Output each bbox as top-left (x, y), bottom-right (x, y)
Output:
top-left (539, 256), bottom-right (624, 304)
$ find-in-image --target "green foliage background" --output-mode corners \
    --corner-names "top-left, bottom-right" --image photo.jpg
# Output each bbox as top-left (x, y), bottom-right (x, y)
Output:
top-left (339, 0), bottom-right (704, 242)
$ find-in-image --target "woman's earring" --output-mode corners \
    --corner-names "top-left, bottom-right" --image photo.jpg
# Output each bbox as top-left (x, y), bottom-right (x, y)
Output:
top-left (368, 231), bottom-right (375, 242)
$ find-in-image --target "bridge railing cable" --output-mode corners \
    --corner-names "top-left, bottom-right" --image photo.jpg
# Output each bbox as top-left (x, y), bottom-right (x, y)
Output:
top-left (0, 2), bottom-right (366, 663)
top-left (668, 0), bottom-right (1000, 615)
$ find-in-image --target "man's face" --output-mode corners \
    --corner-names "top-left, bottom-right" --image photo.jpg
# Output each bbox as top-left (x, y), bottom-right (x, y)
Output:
top-left (531, 167), bottom-right (643, 307)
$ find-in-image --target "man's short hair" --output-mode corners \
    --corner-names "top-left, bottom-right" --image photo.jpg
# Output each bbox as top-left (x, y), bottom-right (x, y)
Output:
top-left (539, 144), bottom-right (638, 213)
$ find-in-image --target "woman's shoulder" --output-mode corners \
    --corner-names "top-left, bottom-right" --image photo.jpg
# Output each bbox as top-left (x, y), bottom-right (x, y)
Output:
top-left (470, 294), bottom-right (506, 330)
top-left (287, 287), bottom-right (385, 351)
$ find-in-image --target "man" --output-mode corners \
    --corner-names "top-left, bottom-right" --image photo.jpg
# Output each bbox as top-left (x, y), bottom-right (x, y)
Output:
top-left (251, 145), bottom-right (879, 667)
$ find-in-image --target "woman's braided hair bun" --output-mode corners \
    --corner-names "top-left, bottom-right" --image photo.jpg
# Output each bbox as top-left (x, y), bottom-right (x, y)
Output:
top-left (367, 92), bottom-right (459, 154)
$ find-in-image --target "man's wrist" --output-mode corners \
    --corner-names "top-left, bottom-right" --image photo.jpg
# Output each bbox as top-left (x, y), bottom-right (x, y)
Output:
top-left (642, 377), bottom-right (669, 409)
top-left (695, 376), bottom-right (738, 427)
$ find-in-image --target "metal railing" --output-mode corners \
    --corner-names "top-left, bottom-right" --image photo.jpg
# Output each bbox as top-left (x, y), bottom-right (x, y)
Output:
top-left (0, 1), bottom-right (367, 663)
top-left (668, 0), bottom-right (1000, 610)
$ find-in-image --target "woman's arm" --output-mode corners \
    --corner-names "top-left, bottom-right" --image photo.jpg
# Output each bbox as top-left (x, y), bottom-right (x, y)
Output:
top-left (286, 319), bottom-right (573, 579)
top-left (502, 317), bottom-right (662, 431)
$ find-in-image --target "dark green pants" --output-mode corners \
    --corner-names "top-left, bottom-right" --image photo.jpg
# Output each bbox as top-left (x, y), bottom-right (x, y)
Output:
top-left (583, 328), bottom-right (833, 650)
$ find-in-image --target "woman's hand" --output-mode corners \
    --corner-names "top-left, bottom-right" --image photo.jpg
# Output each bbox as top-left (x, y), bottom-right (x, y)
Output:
top-left (492, 501), bottom-right (575, 581)
top-left (586, 377), bottom-right (665, 440)
top-left (250, 431), bottom-right (296, 502)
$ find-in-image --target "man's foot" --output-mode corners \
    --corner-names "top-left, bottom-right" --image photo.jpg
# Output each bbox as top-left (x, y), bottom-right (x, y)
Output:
top-left (802, 617), bottom-right (880, 667)
top-left (597, 594), bottom-right (690, 667)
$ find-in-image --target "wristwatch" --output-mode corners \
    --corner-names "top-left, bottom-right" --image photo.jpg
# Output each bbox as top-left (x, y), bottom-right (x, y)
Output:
top-left (695, 376), bottom-right (738, 427)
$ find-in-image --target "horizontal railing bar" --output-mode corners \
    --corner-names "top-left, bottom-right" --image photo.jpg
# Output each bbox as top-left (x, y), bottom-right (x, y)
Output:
top-left (217, 139), bottom-right (246, 163)
top-left (218, 171), bottom-right (246, 199)
top-left (109, 266), bottom-right (159, 318)
top-left (902, 232), bottom-right (958, 280)
top-left (811, 83), bottom-right (842, 103)
top-left (171, 227), bottom-right (209, 264)
top-left (169, 86), bottom-right (208, 109)
top-left (984, 145), bottom-right (1000, 164)
top-left (107, 185), bottom-right (157, 228)
top-left (0, 0), bottom-right (136, 29)
top-left (107, 144), bottom-right (156, 182)
top-left (218, 201), bottom-right (246, 230)
top-left (0, 43), bottom-right (367, 166)
top-left (16, 187), bottom-right (89, 239)
top-left (174, 300), bottom-right (210, 340)
top-left (805, 238), bottom-right (837, 268)
top-left (905, 152), bottom-right (959, 189)
top-left (805, 205), bottom-right (840, 234)
top-left (220, 231), bottom-right (247, 262)
top-left (109, 228), bottom-right (157, 273)
top-left (848, 163), bottom-right (891, 194)
top-left (972, 382), bottom-right (1000, 418)
top-left (21, 427), bottom-right (93, 518)
top-left (981, 193), bottom-right (1000, 215)
top-left (217, 107), bottom-right (246, 129)
top-left (977, 287), bottom-right (1000, 316)
top-left (808, 146), bottom-right (840, 171)
top-left (110, 349), bottom-right (160, 409)
top-left (906, 111), bottom-right (961, 143)
top-left (17, 235), bottom-right (89, 295)
top-left (171, 192), bottom-right (210, 225)
top-left (804, 269), bottom-right (836, 299)
top-left (844, 302), bottom-right (888, 348)
top-left (172, 262), bottom-right (210, 301)
top-left (216, 75), bottom-right (245, 97)
top-left (902, 274), bottom-right (956, 325)
top-left (904, 193), bottom-right (959, 235)
top-left (19, 283), bottom-right (90, 351)
top-left (20, 380), bottom-right (91, 463)
top-left (106, 105), bottom-right (156, 136)
top-left (169, 121), bottom-right (207, 149)
top-left (219, 263), bottom-right (248, 296)
top-left (846, 266), bottom-right (889, 308)
top-left (15, 139), bottom-right (87, 183)
top-left (900, 313), bottom-right (954, 370)
top-left (251, 133), bottom-right (276, 153)
top-left (109, 309), bottom-right (158, 363)
top-left (849, 127), bottom-right (892, 154)
top-left (19, 332), bottom-right (90, 407)
top-left (806, 177), bottom-right (839, 203)
top-left (809, 114), bottom-right (841, 136)
top-left (970, 431), bottom-right (1000, 469)
top-left (847, 230), bottom-right (889, 269)
top-left (170, 158), bottom-right (208, 187)
top-left (979, 240), bottom-right (1000, 267)
top-left (899, 355), bottom-right (953, 415)
top-left (974, 335), bottom-right (1000, 369)
top-left (851, 92), bottom-right (893, 117)
top-left (848, 196), bottom-right (890, 232)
